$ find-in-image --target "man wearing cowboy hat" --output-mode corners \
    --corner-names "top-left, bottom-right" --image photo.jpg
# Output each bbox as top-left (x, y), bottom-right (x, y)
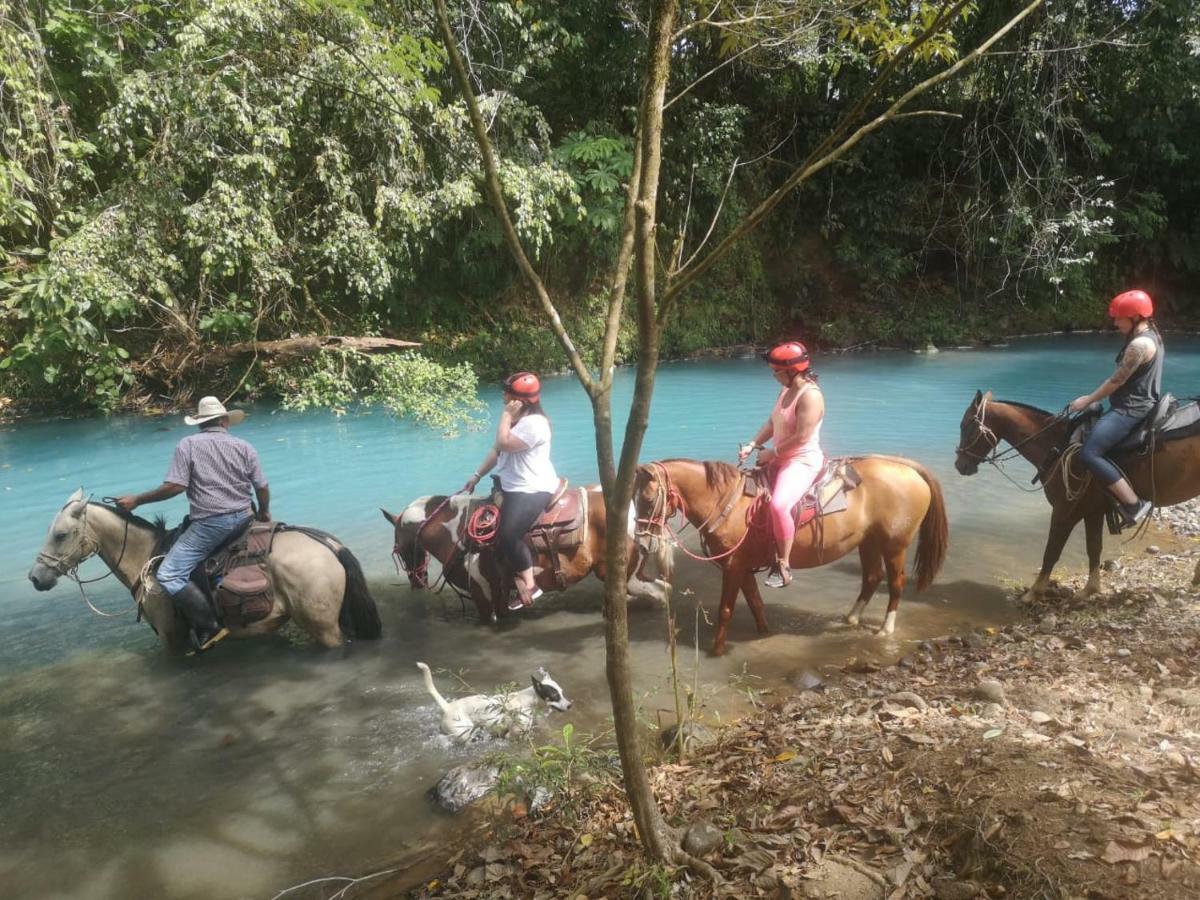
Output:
top-left (116, 396), bottom-right (270, 652)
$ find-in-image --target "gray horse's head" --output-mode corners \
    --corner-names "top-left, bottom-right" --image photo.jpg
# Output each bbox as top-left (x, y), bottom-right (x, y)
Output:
top-left (29, 488), bottom-right (93, 591)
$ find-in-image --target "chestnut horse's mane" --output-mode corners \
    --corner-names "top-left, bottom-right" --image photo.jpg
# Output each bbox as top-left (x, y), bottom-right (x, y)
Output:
top-left (659, 458), bottom-right (740, 490)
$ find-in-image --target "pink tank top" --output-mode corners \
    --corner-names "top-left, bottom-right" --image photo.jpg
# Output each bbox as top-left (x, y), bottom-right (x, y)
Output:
top-left (771, 383), bottom-right (823, 461)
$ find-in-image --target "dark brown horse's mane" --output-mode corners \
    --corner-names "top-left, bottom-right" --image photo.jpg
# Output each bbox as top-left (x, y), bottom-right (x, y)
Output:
top-left (996, 399), bottom-right (1055, 419)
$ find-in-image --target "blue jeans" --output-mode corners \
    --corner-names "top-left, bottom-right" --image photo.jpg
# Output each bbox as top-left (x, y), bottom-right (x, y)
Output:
top-left (156, 511), bottom-right (251, 595)
top-left (1079, 409), bottom-right (1141, 486)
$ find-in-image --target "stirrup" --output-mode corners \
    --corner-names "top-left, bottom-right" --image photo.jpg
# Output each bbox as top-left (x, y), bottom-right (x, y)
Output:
top-left (1121, 499), bottom-right (1152, 527)
top-left (186, 626), bottom-right (230, 656)
top-left (507, 583), bottom-right (542, 612)
top-left (764, 560), bottom-right (792, 589)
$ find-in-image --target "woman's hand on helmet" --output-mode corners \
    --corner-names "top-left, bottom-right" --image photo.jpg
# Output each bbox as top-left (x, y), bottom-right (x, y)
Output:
top-left (502, 399), bottom-right (524, 418)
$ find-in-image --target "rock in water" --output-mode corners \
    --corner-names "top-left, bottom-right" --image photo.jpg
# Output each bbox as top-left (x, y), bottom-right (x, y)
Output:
top-left (428, 763), bottom-right (500, 813)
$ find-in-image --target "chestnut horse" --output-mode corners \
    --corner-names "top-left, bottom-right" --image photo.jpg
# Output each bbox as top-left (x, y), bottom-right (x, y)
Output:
top-left (955, 390), bottom-right (1200, 599)
top-left (634, 457), bottom-right (949, 654)
top-left (382, 488), bottom-right (671, 623)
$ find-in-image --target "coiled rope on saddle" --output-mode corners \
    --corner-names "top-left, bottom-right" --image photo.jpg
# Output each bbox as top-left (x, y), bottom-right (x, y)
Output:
top-left (466, 504), bottom-right (500, 546)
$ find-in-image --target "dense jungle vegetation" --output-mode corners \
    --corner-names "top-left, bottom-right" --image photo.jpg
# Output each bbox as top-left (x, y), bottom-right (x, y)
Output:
top-left (2, 0), bottom-right (1198, 416)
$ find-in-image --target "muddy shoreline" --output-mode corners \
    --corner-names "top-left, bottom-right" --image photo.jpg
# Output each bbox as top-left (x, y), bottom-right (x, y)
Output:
top-left (339, 508), bottom-right (1200, 900)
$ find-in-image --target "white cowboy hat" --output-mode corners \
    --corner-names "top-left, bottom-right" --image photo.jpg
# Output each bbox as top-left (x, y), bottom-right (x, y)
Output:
top-left (184, 396), bottom-right (247, 426)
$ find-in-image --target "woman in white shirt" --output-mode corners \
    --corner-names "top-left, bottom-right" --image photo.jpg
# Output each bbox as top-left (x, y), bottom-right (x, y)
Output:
top-left (464, 372), bottom-right (559, 610)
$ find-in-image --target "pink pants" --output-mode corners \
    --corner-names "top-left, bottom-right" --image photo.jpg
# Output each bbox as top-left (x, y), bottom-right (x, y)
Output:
top-left (770, 452), bottom-right (824, 544)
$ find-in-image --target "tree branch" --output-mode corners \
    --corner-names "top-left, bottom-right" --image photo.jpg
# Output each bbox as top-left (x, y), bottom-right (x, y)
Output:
top-left (659, 0), bottom-right (1042, 322)
top-left (432, 0), bottom-right (597, 396)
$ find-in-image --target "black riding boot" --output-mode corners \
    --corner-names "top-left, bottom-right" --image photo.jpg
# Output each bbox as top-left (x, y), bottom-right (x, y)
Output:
top-left (172, 582), bottom-right (228, 653)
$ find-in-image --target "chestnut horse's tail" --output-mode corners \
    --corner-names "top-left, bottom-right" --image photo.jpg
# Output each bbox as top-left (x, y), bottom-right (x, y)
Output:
top-left (859, 455), bottom-right (949, 590)
top-left (909, 462), bottom-right (949, 590)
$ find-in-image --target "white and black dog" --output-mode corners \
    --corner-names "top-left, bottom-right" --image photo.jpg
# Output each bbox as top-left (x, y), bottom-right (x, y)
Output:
top-left (416, 661), bottom-right (573, 743)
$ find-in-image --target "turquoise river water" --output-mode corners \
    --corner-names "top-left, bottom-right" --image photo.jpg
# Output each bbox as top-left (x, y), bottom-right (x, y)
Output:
top-left (1, 334), bottom-right (1197, 899)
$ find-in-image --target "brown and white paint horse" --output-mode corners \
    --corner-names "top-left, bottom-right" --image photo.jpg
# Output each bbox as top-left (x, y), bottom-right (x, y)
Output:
top-left (382, 488), bottom-right (672, 622)
top-left (955, 390), bottom-right (1200, 598)
top-left (634, 457), bottom-right (949, 654)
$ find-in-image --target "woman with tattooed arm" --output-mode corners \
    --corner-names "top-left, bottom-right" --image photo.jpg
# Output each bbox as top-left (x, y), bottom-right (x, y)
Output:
top-left (1070, 290), bottom-right (1164, 527)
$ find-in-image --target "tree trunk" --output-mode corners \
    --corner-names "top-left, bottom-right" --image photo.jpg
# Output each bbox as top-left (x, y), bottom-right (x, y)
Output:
top-left (599, 0), bottom-right (679, 860)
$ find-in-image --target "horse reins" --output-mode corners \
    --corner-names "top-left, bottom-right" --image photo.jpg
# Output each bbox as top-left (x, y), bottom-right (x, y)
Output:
top-left (636, 462), bottom-right (766, 564)
top-left (957, 396), bottom-right (1069, 493)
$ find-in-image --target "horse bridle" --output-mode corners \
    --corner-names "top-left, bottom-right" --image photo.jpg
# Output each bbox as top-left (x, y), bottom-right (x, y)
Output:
top-left (956, 395), bottom-right (1069, 490)
top-left (635, 462), bottom-right (760, 564)
top-left (38, 500), bottom-right (137, 618)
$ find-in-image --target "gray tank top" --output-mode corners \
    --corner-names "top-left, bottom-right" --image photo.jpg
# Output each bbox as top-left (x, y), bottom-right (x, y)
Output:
top-left (1110, 328), bottom-right (1163, 416)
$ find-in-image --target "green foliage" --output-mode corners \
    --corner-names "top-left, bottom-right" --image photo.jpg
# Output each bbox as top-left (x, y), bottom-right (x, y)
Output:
top-left (836, 1), bottom-right (978, 64)
top-left (267, 349), bottom-right (484, 433)
top-left (4, 0), bottom-right (1200, 416)
top-left (494, 723), bottom-right (620, 822)
top-left (554, 130), bottom-right (633, 235)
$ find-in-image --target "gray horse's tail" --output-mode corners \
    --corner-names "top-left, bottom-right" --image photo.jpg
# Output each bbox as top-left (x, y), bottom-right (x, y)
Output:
top-left (336, 546), bottom-right (383, 640)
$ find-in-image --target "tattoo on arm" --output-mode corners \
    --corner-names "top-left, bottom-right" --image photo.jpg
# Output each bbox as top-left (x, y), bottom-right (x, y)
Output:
top-left (1111, 339), bottom-right (1152, 386)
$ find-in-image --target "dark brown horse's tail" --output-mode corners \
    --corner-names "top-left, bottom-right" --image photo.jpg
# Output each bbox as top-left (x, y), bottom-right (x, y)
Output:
top-left (909, 462), bottom-right (949, 591)
top-left (336, 547), bottom-right (383, 640)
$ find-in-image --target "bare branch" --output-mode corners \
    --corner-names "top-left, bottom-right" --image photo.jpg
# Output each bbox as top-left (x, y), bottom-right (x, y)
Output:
top-left (432, 0), bottom-right (597, 395)
top-left (659, 0), bottom-right (1042, 322)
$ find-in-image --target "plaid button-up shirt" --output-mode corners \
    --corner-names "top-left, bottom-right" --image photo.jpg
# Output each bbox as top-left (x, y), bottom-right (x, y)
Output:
top-left (165, 426), bottom-right (267, 519)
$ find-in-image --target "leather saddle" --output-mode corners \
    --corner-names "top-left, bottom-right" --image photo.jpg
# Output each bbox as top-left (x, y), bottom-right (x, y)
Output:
top-left (154, 518), bottom-right (281, 629)
top-left (474, 479), bottom-right (588, 589)
top-left (745, 457), bottom-right (861, 528)
top-left (1068, 393), bottom-right (1200, 457)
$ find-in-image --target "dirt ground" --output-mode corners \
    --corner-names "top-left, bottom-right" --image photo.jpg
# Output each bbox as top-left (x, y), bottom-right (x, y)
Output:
top-left (363, 528), bottom-right (1200, 900)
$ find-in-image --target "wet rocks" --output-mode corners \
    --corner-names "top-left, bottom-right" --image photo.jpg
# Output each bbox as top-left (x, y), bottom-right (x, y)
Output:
top-left (428, 763), bottom-right (500, 813)
top-left (792, 669), bottom-right (827, 692)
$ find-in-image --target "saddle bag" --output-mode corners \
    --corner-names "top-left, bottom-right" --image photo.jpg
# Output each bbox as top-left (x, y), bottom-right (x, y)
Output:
top-left (207, 521), bottom-right (279, 628)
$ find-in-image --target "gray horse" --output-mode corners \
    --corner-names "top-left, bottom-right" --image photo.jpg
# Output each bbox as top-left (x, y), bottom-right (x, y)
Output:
top-left (28, 489), bottom-right (381, 653)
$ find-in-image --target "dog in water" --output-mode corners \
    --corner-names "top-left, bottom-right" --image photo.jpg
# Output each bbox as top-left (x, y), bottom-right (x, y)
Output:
top-left (416, 662), bottom-right (573, 743)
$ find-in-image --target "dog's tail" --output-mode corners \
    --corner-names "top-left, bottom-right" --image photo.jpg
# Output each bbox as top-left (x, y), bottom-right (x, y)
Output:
top-left (415, 662), bottom-right (451, 712)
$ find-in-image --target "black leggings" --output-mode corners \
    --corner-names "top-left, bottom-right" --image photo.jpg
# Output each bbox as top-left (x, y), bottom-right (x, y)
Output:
top-left (498, 490), bottom-right (551, 572)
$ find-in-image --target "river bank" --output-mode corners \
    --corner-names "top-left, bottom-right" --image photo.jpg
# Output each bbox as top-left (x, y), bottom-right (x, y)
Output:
top-left (367, 512), bottom-right (1200, 900)
top-left (4, 323), bottom-right (1191, 426)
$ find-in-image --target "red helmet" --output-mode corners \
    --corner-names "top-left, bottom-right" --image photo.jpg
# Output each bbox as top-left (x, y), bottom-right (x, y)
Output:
top-left (1108, 289), bottom-right (1154, 320)
top-left (764, 341), bottom-right (810, 373)
top-left (503, 371), bottom-right (541, 402)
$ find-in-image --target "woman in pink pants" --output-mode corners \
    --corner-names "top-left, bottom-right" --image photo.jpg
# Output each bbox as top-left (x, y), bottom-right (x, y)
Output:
top-left (737, 341), bottom-right (825, 588)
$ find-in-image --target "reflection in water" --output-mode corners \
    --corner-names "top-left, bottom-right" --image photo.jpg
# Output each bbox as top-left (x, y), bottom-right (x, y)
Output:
top-left (1, 336), bottom-right (1196, 898)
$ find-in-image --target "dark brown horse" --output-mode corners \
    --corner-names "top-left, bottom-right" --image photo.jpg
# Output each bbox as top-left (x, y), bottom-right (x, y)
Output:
top-left (382, 488), bottom-right (671, 623)
top-left (955, 390), bottom-right (1200, 599)
top-left (633, 457), bottom-right (949, 654)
